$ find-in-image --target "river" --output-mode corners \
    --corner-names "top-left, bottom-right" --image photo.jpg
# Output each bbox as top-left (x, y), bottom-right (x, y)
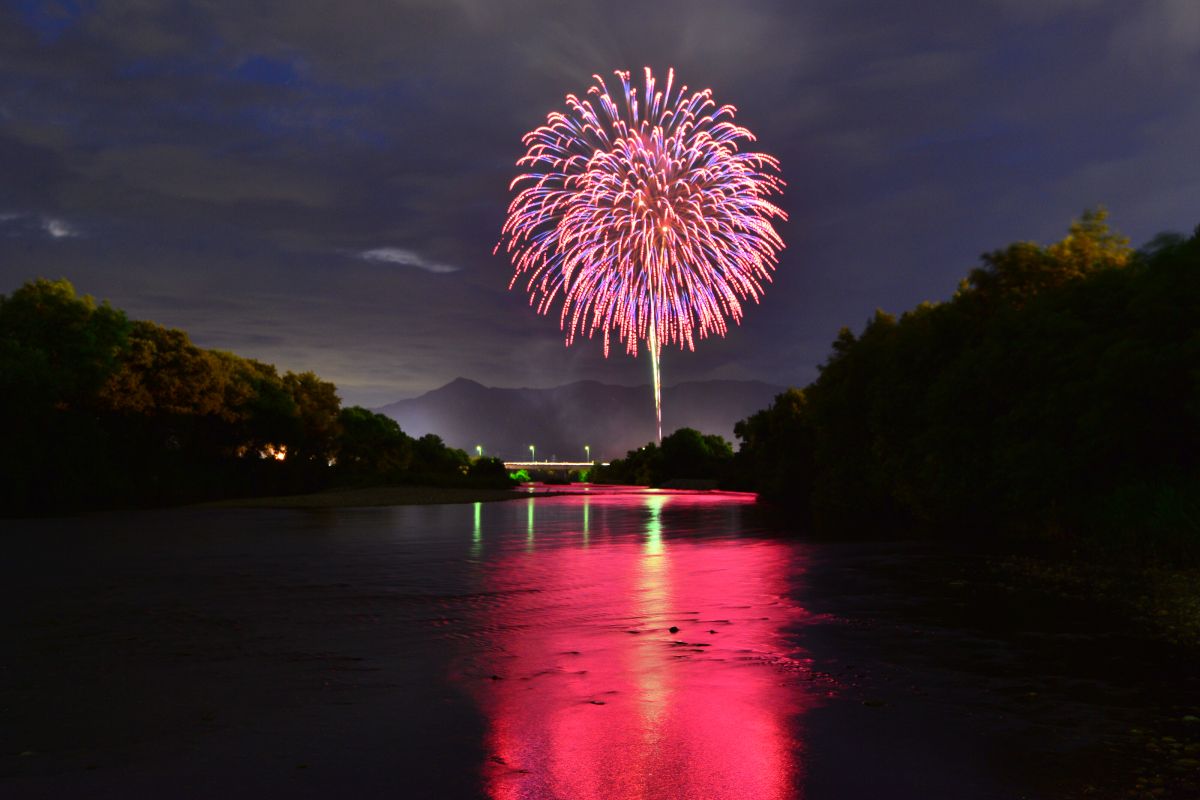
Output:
top-left (2, 487), bottom-right (1193, 798)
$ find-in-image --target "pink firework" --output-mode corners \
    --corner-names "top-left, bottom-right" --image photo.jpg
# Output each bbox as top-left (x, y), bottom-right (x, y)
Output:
top-left (497, 67), bottom-right (787, 441)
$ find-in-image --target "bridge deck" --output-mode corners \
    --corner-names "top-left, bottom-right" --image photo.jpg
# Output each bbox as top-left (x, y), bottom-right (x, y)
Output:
top-left (503, 461), bottom-right (598, 470)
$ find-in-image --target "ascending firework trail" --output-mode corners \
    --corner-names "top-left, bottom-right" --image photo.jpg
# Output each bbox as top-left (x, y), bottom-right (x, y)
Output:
top-left (497, 67), bottom-right (786, 442)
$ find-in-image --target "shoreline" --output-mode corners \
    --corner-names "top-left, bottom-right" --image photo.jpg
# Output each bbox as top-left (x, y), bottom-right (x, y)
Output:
top-left (197, 482), bottom-right (757, 511)
top-left (198, 484), bottom-right (525, 509)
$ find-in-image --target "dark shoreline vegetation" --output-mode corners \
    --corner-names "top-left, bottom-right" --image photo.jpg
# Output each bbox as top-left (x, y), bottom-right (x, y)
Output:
top-left (601, 211), bottom-right (1200, 566)
top-left (0, 281), bottom-right (515, 517)
top-left (3, 207), bottom-right (1197, 566)
top-left (594, 211), bottom-right (1200, 662)
top-left (199, 484), bottom-right (522, 509)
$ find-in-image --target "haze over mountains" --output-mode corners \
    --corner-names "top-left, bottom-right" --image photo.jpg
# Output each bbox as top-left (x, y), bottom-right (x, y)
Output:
top-left (376, 378), bottom-right (786, 462)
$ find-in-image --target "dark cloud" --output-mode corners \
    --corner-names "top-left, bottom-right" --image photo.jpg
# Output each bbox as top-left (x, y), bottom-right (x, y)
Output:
top-left (1, 1), bottom-right (1197, 405)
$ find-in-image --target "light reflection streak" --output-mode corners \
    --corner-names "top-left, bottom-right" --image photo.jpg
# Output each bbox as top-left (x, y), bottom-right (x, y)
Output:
top-left (582, 496), bottom-right (590, 545)
top-left (472, 501), bottom-right (483, 558)
top-left (635, 493), bottom-right (670, 732)
top-left (466, 492), bottom-right (810, 800)
top-left (526, 497), bottom-right (535, 550)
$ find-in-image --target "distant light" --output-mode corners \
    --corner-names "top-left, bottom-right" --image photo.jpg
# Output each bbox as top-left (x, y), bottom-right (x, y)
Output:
top-left (260, 443), bottom-right (288, 461)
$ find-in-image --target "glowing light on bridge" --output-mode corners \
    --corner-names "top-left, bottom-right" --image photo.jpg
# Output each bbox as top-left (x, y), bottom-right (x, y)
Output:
top-left (498, 68), bottom-right (787, 441)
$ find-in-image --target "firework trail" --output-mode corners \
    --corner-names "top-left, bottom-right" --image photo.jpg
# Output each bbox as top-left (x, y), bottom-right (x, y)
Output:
top-left (497, 67), bottom-right (786, 442)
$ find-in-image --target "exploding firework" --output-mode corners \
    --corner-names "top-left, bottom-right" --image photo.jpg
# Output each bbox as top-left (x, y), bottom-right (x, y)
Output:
top-left (497, 67), bottom-right (786, 441)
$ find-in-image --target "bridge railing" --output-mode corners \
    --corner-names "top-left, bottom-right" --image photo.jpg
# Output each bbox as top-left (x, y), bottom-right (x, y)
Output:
top-left (503, 461), bottom-right (602, 470)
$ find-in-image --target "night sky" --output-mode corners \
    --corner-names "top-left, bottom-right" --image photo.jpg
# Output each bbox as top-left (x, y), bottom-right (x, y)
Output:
top-left (2, 1), bottom-right (1197, 407)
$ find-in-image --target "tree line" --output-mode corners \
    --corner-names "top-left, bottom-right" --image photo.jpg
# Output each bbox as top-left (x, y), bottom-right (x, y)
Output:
top-left (0, 279), bottom-right (511, 515)
top-left (735, 210), bottom-right (1199, 561)
top-left (590, 427), bottom-right (734, 487)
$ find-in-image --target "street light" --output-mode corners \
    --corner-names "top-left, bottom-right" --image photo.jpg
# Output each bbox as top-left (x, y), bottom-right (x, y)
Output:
top-left (529, 444), bottom-right (535, 463)
top-left (585, 444), bottom-right (591, 463)
top-left (475, 445), bottom-right (483, 458)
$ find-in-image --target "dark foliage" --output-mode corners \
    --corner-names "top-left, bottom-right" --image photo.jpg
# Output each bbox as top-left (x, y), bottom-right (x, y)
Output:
top-left (0, 279), bottom-right (512, 515)
top-left (592, 427), bottom-right (734, 487)
top-left (735, 211), bottom-right (1200, 561)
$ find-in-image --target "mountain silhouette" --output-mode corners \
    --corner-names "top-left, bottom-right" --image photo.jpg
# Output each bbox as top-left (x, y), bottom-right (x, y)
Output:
top-left (375, 377), bottom-right (785, 462)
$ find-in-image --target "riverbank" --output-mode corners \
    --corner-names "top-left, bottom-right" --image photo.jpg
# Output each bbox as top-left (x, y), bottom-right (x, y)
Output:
top-left (963, 552), bottom-right (1200, 798)
top-left (790, 541), bottom-right (1200, 800)
top-left (199, 484), bottom-right (523, 509)
top-left (991, 556), bottom-right (1200, 649)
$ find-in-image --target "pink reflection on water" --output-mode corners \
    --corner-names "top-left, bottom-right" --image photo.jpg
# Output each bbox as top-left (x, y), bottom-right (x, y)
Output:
top-left (463, 490), bottom-right (813, 800)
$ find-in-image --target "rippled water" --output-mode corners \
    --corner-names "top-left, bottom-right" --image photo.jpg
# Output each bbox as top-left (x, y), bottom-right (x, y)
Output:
top-left (454, 491), bottom-right (813, 800)
top-left (3, 486), bottom-right (1185, 799)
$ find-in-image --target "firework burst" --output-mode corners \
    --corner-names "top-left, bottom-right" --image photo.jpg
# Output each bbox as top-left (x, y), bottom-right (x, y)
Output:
top-left (497, 67), bottom-right (786, 441)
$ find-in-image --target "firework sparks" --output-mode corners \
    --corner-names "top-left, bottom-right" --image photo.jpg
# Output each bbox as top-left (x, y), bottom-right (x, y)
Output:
top-left (497, 67), bottom-right (786, 441)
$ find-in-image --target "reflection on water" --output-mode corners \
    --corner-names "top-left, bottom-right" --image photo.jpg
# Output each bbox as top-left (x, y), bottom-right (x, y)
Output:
top-left (459, 489), bottom-right (813, 800)
top-left (8, 489), bottom-right (1175, 799)
top-left (473, 501), bottom-right (483, 558)
top-left (582, 496), bottom-right (590, 545)
top-left (527, 497), bottom-right (535, 548)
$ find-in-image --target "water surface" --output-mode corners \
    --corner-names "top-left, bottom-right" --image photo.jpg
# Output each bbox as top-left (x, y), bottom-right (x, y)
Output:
top-left (455, 491), bottom-right (812, 800)
top-left (3, 487), bottom-right (1187, 798)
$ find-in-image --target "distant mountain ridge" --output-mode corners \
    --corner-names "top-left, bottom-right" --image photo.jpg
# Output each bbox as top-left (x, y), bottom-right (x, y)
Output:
top-left (375, 377), bottom-right (786, 462)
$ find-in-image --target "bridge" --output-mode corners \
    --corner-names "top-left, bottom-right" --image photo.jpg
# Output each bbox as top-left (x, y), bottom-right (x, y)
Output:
top-left (503, 460), bottom-right (602, 474)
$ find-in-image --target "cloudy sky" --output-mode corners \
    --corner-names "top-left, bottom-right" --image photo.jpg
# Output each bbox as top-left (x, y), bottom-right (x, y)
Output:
top-left (2, 1), bottom-right (1197, 406)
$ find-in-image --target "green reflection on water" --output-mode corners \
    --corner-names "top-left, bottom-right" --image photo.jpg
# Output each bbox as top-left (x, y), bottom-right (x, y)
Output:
top-left (471, 501), bottom-right (482, 557)
top-left (582, 497), bottom-right (590, 546)
top-left (644, 493), bottom-right (667, 555)
top-left (526, 497), bottom-right (535, 549)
